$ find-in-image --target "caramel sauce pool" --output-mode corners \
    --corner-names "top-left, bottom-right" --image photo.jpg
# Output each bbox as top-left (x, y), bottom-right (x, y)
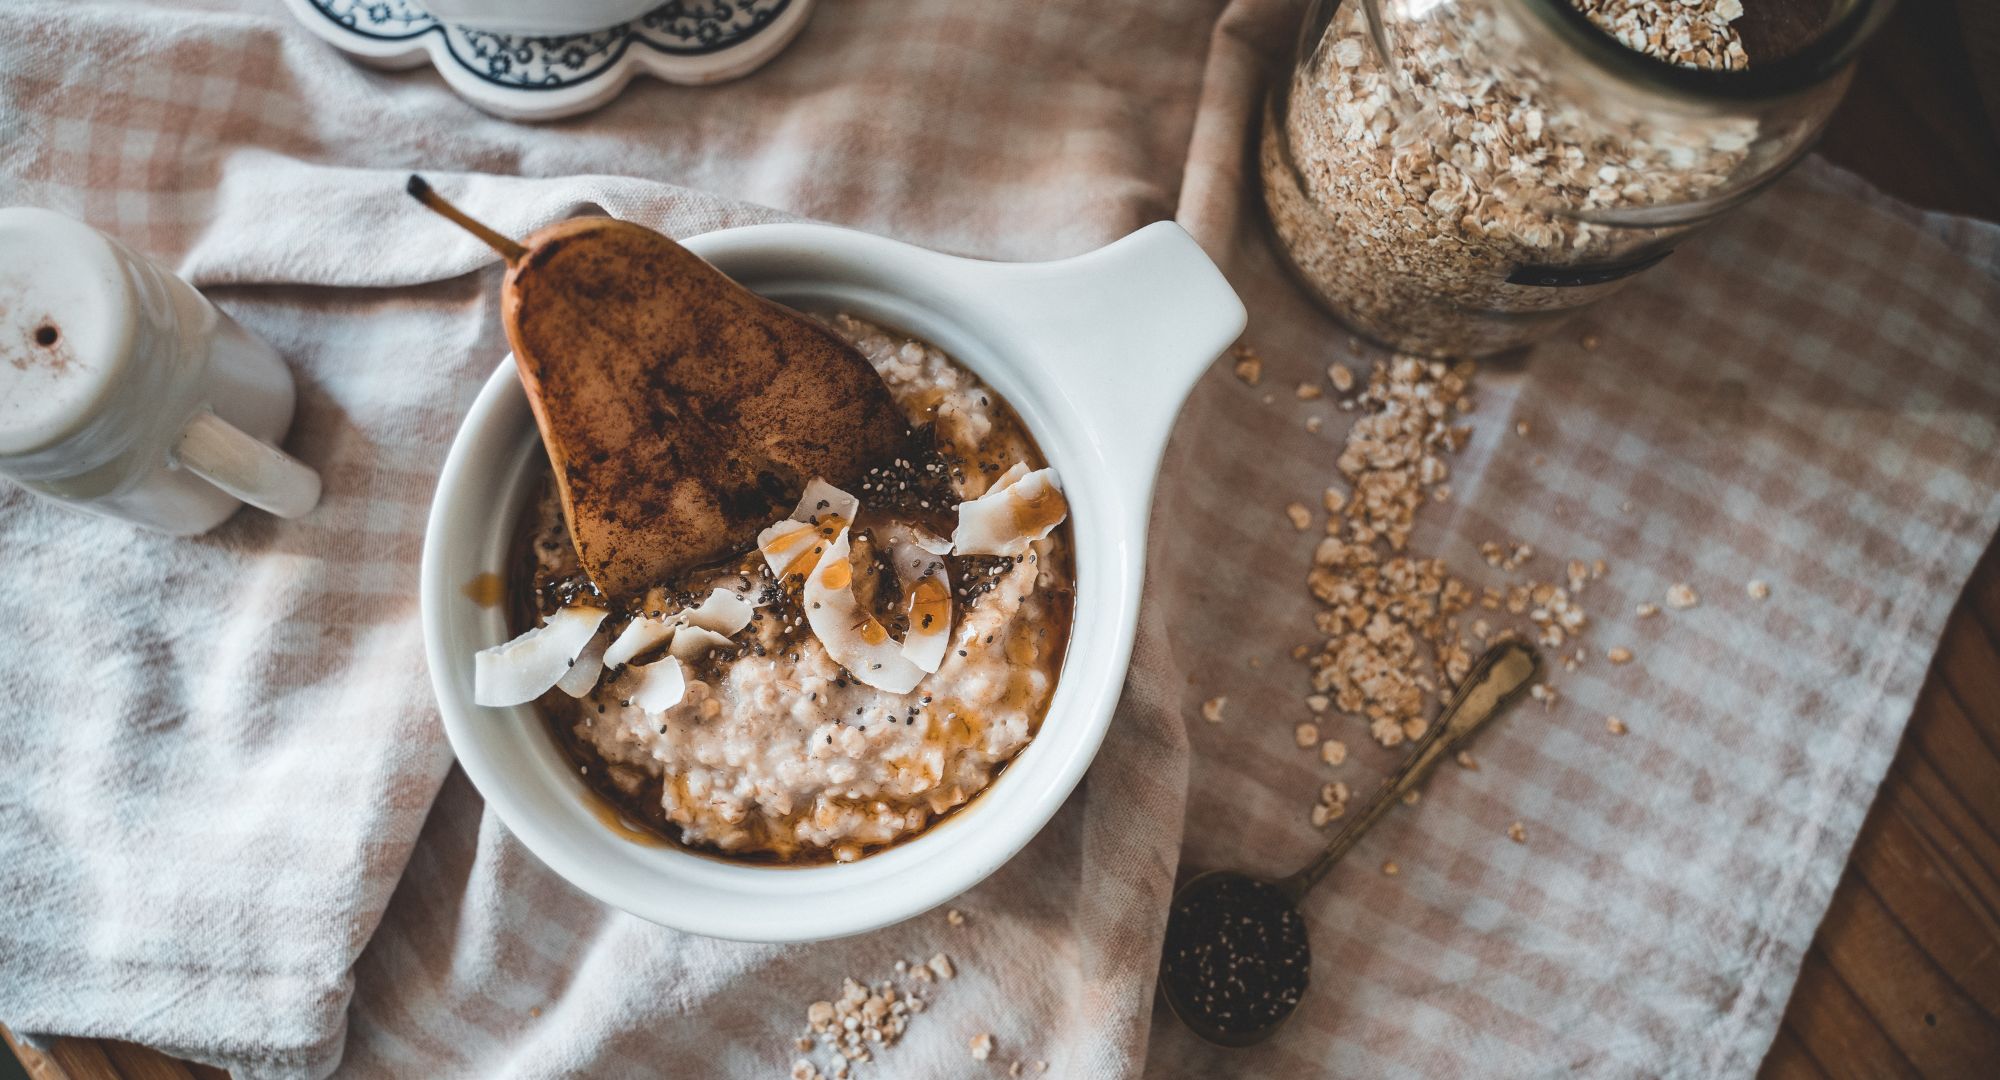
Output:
top-left (461, 571), bottom-right (505, 608)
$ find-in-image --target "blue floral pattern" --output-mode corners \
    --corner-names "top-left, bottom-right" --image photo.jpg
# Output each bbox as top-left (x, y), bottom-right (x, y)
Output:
top-left (305, 0), bottom-right (793, 89)
top-left (311, 0), bottom-right (437, 38)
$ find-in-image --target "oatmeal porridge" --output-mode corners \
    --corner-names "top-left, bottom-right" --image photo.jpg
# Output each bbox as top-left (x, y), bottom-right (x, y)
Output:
top-left (478, 315), bottom-right (1074, 863)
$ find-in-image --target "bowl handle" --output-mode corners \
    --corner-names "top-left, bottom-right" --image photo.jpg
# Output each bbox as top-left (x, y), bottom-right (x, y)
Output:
top-left (952, 222), bottom-right (1246, 507)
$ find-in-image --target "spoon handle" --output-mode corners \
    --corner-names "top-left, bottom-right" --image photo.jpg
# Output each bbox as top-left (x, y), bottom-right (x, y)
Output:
top-left (1279, 640), bottom-right (1541, 901)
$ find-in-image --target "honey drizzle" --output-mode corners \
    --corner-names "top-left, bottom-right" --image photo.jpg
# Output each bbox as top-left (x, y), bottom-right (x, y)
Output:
top-left (1010, 482), bottom-right (1068, 537)
top-left (770, 514), bottom-right (849, 584)
top-left (818, 558), bottom-right (852, 591)
top-left (906, 576), bottom-right (951, 637)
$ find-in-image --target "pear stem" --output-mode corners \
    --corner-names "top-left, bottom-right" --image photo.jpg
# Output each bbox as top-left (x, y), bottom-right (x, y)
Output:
top-left (406, 175), bottom-right (528, 266)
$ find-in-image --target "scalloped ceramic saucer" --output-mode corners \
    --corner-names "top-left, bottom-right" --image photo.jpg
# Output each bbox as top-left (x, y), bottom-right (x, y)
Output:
top-left (281, 0), bottom-right (814, 121)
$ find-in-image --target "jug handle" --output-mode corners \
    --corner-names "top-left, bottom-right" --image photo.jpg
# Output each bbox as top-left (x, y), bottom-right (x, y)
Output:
top-left (175, 409), bottom-right (323, 519)
top-left (947, 223), bottom-right (1246, 513)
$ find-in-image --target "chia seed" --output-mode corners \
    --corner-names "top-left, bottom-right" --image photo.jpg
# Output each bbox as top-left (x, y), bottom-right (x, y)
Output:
top-left (1160, 875), bottom-right (1310, 1037)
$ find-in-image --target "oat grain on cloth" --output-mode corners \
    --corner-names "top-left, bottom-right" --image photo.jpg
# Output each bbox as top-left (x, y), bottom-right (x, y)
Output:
top-left (1, 0), bottom-right (1997, 1078)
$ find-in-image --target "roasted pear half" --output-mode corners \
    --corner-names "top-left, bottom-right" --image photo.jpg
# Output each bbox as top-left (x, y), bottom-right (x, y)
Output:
top-left (410, 176), bottom-right (907, 600)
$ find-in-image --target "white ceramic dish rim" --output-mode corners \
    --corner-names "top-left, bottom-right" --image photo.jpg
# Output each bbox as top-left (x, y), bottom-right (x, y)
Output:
top-left (421, 221), bottom-right (1244, 942)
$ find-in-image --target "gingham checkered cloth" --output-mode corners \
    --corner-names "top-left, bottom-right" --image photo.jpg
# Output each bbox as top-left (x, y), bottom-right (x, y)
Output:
top-left (2, 1), bottom-right (1996, 1077)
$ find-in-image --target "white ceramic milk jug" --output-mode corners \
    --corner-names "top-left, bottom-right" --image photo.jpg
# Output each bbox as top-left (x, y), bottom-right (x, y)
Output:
top-left (0, 207), bottom-right (320, 534)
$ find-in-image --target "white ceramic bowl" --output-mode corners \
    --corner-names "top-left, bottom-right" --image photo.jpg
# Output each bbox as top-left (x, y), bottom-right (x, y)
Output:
top-left (421, 222), bottom-right (1244, 942)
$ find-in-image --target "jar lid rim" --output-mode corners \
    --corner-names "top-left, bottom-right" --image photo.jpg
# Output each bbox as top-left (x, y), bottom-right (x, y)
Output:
top-left (1519, 0), bottom-right (1893, 103)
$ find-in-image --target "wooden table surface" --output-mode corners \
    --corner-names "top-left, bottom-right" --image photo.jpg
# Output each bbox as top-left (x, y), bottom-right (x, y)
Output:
top-left (7, 2), bottom-right (1998, 1077)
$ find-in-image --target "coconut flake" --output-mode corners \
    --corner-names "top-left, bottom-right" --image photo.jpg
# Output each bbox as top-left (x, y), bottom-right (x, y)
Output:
top-left (683, 587), bottom-right (754, 637)
top-left (603, 614), bottom-right (676, 669)
top-left (908, 527), bottom-right (954, 556)
top-left (791, 478), bottom-right (860, 526)
top-left (625, 656), bottom-right (687, 714)
top-left (555, 630), bottom-right (608, 698)
top-left (952, 466), bottom-right (1067, 556)
top-left (982, 462), bottom-right (1031, 495)
top-left (803, 526), bottom-right (927, 694)
top-left (670, 625), bottom-right (736, 663)
top-left (473, 605), bottom-right (608, 707)
top-left (887, 529), bottom-right (953, 674)
top-left (759, 518), bottom-right (836, 583)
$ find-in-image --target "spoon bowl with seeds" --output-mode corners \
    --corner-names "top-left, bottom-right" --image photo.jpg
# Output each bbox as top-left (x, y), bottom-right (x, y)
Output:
top-left (1158, 640), bottom-right (1541, 1046)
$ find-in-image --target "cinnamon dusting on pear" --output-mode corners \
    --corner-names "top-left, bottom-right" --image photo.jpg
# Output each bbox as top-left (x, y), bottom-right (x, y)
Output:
top-left (407, 174), bottom-right (908, 600)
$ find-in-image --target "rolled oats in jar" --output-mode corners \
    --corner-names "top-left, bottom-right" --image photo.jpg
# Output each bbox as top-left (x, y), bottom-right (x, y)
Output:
top-left (1262, 0), bottom-right (1888, 357)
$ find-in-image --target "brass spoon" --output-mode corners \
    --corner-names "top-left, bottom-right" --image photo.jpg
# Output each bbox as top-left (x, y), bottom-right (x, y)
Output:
top-left (1158, 640), bottom-right (1542, 1047)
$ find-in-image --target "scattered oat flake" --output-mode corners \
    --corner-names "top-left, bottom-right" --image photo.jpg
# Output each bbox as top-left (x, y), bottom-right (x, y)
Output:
top-left (1305, 415), bottom-right (1323, 433)
top-left (1295, 722), bottom-right (1320, 748)
top-left (1515, 420), bottom-right (1531, 437)
top-left (1747, 579), bottom-right (1770, 600)
top-left (1289, 356), bottom-right (1607, 824)
top-left (1635, 602), bottom-right (1659, 618)
top-left (1456, 751), bottom-right (1479, 770)
top-left (1296, 382), bottom-right (1324, 400)
top-left (1201, 696), bottom-right (1226, 724)
top-left (1508, 821), bottom-right (1527, 844)
top-left (1381, 861), bottom-right (1399, 876)
top-left (1009, 1063), bottom-right (1024, 1078)
top-left (1231, 346), bottom-right (1262, 386)
top-left (969, 1033), bottom-right (993, 1061)
top-left (1666, 583), bottom-right (1699, 609)
top-left (928, 954), bottom-right (955, 981)
top-left (1607, 646), bottom-right (1633, 664)
top-left (1402, 790), bottom-right (1420, 805)
top-left (1606, 716), bottom-right (1628, 735)
top-left (1320, 739), bottom-right (1347, 765)
top-left (946, 909), bottom-right (965, 927)
top-left (1304, 359), bottom-right (1483, 755)
top-left (1328, 362), bottom-right (1355, 392)
top-left (796, 967), bottom-right (935, 1077)
top-left (1286, 502), bottom-right (1312, 530)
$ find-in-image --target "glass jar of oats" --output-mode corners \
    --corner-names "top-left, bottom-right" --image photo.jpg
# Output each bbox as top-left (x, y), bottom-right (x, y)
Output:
top-left (1262, 0), bottom-right (1889, 358)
